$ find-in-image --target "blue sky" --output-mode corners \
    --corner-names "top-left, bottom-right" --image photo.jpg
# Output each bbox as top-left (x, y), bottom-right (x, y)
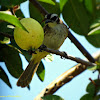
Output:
top-left (0, 1), bottom-right (100, 100)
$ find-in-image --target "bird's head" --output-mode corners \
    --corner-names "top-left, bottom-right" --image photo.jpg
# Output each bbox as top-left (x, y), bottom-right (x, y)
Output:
top-left (45, 14), bottom-right (60, 23)
top-left (43, 14), bottom-right (62, 27)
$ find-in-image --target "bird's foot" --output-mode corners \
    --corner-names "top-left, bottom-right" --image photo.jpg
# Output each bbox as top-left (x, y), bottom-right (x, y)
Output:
top-left (39, 44), bottom-right (47, 52)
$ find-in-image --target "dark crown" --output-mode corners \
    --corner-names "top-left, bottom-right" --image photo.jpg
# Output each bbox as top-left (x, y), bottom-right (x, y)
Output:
top-left (45, 14), bottom-right (60, 23)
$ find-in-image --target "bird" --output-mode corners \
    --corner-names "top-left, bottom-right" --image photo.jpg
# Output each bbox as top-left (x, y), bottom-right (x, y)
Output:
top-left (17, 13), bottom-right (68, 87)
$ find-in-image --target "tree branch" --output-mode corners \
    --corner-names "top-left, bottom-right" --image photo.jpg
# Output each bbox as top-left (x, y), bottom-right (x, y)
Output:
top-left (29, 0), bottom-right (48, 16)
top-left (68, 31), bottom-right (95, 63)
top-left (0, 32), bottom-right (95, 66)
top-left (29, 0), bottom-right (95, 63)
top-left (34, 50), bottom-right (100, 100)
top-left (39, 46), bottom-right (96, 66)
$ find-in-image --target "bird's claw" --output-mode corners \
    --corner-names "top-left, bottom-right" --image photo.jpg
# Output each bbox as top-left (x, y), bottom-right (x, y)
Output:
top-left (39, 44), bottom-right (47, 52)
top-left (28, 48), bottom-right (37, 55)
top-left (61, 51), bottom-right (68, 59)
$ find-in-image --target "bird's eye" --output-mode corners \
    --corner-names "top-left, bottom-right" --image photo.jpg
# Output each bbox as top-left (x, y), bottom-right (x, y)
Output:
top-left (51, 16), bottom-right (58, 21)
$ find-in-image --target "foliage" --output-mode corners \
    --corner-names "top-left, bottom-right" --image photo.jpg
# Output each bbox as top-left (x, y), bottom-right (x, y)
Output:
top-left (42, 95), bottom-right (64, 100)
top-left (0, 0), bottom-right (100, 99)
top-left (80, 80), bottom-right (100, 100)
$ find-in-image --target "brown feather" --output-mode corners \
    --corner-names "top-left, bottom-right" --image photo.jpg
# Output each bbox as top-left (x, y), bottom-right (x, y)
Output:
top-left (17, 60), bottom-right (39, 87)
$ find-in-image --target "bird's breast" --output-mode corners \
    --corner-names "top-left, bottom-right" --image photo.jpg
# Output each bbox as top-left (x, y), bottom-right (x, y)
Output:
top-left (43, 24), bottom-right (68, 50)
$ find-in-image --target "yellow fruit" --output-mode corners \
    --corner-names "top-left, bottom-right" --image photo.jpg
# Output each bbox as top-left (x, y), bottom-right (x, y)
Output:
top-left (14, 18), bottom-right (44, 50)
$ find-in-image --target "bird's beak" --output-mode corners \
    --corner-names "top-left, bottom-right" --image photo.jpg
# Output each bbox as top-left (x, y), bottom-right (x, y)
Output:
top-left (45, 19), bottom-right (52, 24)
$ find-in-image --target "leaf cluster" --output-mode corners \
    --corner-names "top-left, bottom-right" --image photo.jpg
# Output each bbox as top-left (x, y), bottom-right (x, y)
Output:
top-left (80, 79), bottom-right (100, 100)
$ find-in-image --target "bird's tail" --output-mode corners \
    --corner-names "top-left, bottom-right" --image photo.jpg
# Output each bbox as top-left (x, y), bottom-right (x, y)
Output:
top-left (17, 59), bottom-right (39, 87)
top-left (17, 51), bottom-right (49, 87)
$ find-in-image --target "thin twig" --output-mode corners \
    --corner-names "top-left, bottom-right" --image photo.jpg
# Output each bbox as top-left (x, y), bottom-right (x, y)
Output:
top-left (89, 78), bottom-right (97, 86)
top-left (0, 32), bottom-right (14, 39)
top-left (29, 0), bottom-right (95, 63)
top-left (29, 0), bottom-right (48, 16)
top-left (39, 46), bottom-right (96, 66)
top-left (34, 51), bottom-right (100, 100)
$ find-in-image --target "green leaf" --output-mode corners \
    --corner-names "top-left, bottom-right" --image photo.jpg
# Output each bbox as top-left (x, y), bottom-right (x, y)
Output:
top-left (29, 2), bottom-right (44, 24)
top-left (62, 0), bottom-right (100, 47)
top-left (40, 1), bottom-right (60, 15)
top-left (42, 95), bottom-right (64, 100)
top-left (86, 34), bottom-right (100, 47)
top-left (0, 66), bottom-right (12, 88)
top-left (86, 80), bottom-right (100, 96)
top-left (94, 95), bottom-right (100, 100)
top-left (87, 59), bottom-right (100, 70)
top-left (0, 21), bottom-right (11, 44)
top-left (96, 0), bottom-right (100, 3)
top-left (15, 9), bottom-right (25, 19)
top-left (0, 21), bottom-right (13, 33)
top-left (11, 39), bottom-right (31, 62)
top-left (0, 0), bottom-right (27, 7)
top-left (90, 18), bottom-right (100, 29)
top-left (21, 50), bottom-right (31, 62)
top-left (88, 26), bottom-right (100, 35)
top-left (0, 12), bottom-right (27, 32)
top-left (80, 94), bottom-right (93, 100)
top-left (0, 43), bottom-right (23, 78)
top-left (86, 83), bottom-right (95, 96)
top-left (0, 37), bottom-right (10, 44)
top-left (86, 18), bottom-right (100, 47)
top-left (38, 0), bottom-right (55, 5)
top-left (87, 65), bottom-right (100, 71)
top-left (36, 61), bottom-right (45, 81)
top-left (0, 6), bottom-right (8, 11)
top-left (44, 54), bottom-right (54, 62)
top-left (60, 0), bottom-right (68, 11)
top-left (88, 18), bottom-right (100, 35)
top-left (62, 0), bottom-right (90, 35)
top-left (84, 0), bottom-right (96, 14)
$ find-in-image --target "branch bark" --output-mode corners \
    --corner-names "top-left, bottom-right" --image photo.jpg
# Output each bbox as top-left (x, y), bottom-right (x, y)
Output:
top-left (39, 46), bottom-right (96, 66)
top-left (29, 0), bottom-right (95, 63)
top-left (68, 31), bottom-right (95, 63)
top-left (34, 50), bottom-right (100, 100)
top-left (0, 32), bottom-right (95, 66)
